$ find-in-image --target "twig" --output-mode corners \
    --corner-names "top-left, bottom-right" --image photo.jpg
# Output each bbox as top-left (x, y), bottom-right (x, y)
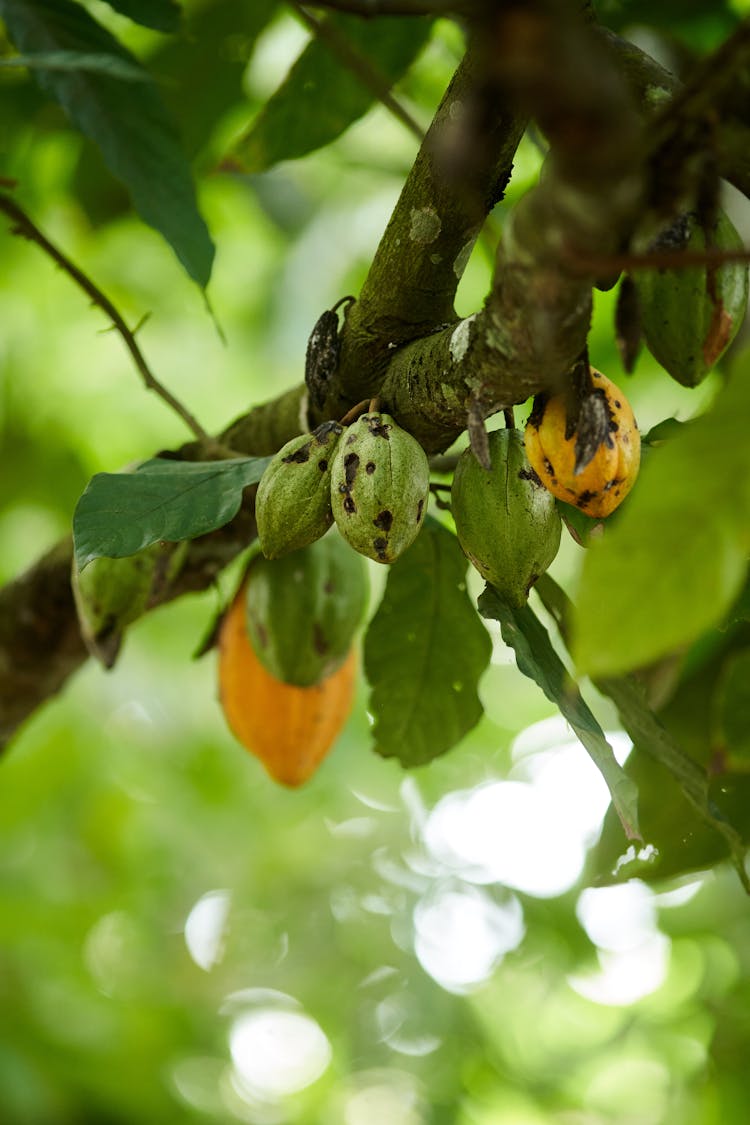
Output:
top-left (566, 244), bottom-right (750, 277)
top-left (0, 193), bottom-right (211, 443)
top-left (291, 3), bottom-right (425, 142)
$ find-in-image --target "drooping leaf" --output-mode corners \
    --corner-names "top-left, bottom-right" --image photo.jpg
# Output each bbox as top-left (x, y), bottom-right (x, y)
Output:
top-left (231, 12), bottom-right (432, 172)
top-left (0, 51), bottom-right (151, 80)
top-left (99, 0), bottom-right (181, 33)
top-left (478, 585), bottom-right (641, 841)
top-left (364, 518), bottom-right (491, 768)
top-left (535, 573), bottom-right (750, 889)
top-left (574, 367), bottom-right (750, 677)
top-left (73, 457), bottom-right (271, 570)
top-left (0, 0), bottom-right (214, 286)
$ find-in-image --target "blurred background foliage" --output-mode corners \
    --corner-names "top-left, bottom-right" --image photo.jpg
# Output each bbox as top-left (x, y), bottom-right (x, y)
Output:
top-left (3, 3), bottom-right (750, 1123)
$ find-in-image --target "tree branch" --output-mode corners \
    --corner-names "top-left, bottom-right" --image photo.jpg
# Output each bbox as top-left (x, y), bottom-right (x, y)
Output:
top-left (0, 193), bottom-right (212, 444)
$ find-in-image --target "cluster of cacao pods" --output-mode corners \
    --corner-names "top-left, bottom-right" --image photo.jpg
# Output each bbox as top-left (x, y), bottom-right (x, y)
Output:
top-left (256, 409), bottom-right (430, 565)
top-left (218, 532), bottom-right (368, 786)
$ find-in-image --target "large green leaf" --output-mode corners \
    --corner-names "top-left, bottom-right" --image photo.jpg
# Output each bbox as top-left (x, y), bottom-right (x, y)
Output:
top-left (574, 367), bottom-right (750, 677)
top-left (232, 12), bottom-right (432, 172)
top-left (73, 456), bottom-right (270, 570)
top-left (478, 586), bottom-right (641, 841)
top-left (0, 0), bottom-right (214, 286)
top-left (151, 0), bottom-right (278, 159)
top-left (364, 518), bottom-right (491, 767)
top-left (100, 0), bottom-right (181, 33)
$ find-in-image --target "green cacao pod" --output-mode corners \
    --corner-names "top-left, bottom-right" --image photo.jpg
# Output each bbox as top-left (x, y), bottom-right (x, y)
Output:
top-left (634, 210), bottom-right (749, 387)
top-left (245, 530), bottom-right (369, 687)
top-left (255, 421), bottom-right (345, 558)
top-left (330, 412), bottom-right (430, 564)
top-left (451, 428), bottom-right (562, 606)
top-left (72, 540), bottom-right (186, 668)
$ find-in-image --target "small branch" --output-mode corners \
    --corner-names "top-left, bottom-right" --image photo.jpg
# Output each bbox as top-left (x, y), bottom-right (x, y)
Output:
top-left (292, 3), bottom-right (425, 141)
top-left (0, 193), bottom-right (211, 444)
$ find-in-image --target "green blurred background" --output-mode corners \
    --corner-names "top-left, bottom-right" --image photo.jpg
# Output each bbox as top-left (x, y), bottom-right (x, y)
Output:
top-left (3, 7), bottom-right (750, 1123)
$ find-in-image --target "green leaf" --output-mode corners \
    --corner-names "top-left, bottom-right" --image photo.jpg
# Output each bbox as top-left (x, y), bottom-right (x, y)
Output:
top-left (151, 0), bottom-right (278, 159)
top-left (714, 649), bottom-right (750, 762)
top-left (364, 518), bottom-right (491, 767)
top-left (99, 0), bottom-right (181, 33)
top-left (478, 585), bottom-right (641, 841)
top-left (574, 369), bottom-right (750, 677)
top-left (0, 51), bottom-right (151, 80)
top-left (232, 12), bottom-right (432, 172)
top-left (0, 0), bottom-right (214, 286)
top-left (73, 457), bottom-right (271, 570)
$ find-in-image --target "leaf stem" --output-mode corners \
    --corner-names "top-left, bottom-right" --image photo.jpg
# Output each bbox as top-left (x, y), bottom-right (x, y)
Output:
top-left (0, 192), bottom-right (211, 444)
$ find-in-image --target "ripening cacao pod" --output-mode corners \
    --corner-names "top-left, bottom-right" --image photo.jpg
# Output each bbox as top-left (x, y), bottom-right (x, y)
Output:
top-left (451, 428), bottom-right (562, 605)
top-left (218, 579), bottom-right (356, 786)
top-left (634, 209), bottom-right (749, 387)
top-left (255, 421), bottom-right (345, 558)
top-left (72, 540), bottom-right (186, 668)
top-left (331, 412), bottom-right (430, 563)
top-left (245, 531), bottom-right (368, 687)
top-left (524, 370), bottom-right (640, 518)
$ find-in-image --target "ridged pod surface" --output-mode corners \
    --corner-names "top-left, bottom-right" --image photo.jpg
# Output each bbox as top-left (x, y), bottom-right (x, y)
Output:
top-left (331, 412), bottom-right (430, 563)
top-left (524, 370), bottom-right (641, 518)
top-left (634, 210), bottom-right (749, 387)
top-left (255, 421), bottom-right (344, 558)
top-left (72, 541), bottom-right (186, 668)
top-left (218, 579), bottom-right (356, 787)
top-left (245, 531), bottom-right (368, 687)
top-left (451, 429), bottom-right (562, 606)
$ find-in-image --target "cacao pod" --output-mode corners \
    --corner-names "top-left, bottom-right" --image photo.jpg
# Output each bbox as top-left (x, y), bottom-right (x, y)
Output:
top-left (331, 412), bottom-right (430, 563)
top-left (245, 530), bottom-right (368, 687)
top-left (255, 421), bottom-right (345, 558)
top-left (634, 209), bottom-right (749, 387)
top-left (218, 579), bottom-right (356, 787)
top-left (524, 370), bottom-right (640, 518)
top-left (72, 540), bottom-right (186, 668)
top-left (451, 428), bottom-right (562, 605)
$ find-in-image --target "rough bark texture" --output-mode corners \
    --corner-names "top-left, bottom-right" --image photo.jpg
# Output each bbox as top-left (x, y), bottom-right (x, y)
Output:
top-left (3, 4), bottom-right (750, 748)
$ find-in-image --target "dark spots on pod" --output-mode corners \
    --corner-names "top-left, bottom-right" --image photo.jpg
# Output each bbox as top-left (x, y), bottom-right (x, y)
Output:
top-left (314, 420), bottom-right (343, 444)
top-left (416, 498), bottom-right (424, 522)
top-left (344, 452), bottom-right (360, 487)
top-left (365, 461), bottom-right (376, 475)
top-left (615, 400), bottom-right (622, 409)
top-left (576, 489), bottom-right (598, 509)
top-left (366, 416), bottom-right (391, 440)
top-left (318, 459), bottom-right (328, 472)
top-left (603, 477), bottom-right (621, 493)
top-left (373, 537), bottom-right (388, 560)
top-left (323, 579), bottom-right (334, 595)
top-left (346, 432), bottom-right (358, 446)
top-left (518, 467), bottom-right (543, 488)
top-left (282, 441), bottom-right (313, 464)
top-left (338, 452), bottom-right (360, 513)
top-left (544, 457), bottom-right (555, 478)
top-left (312, 622), bottom-right (328, 656)
top-left (373, 509), bottom-right (393, 532)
